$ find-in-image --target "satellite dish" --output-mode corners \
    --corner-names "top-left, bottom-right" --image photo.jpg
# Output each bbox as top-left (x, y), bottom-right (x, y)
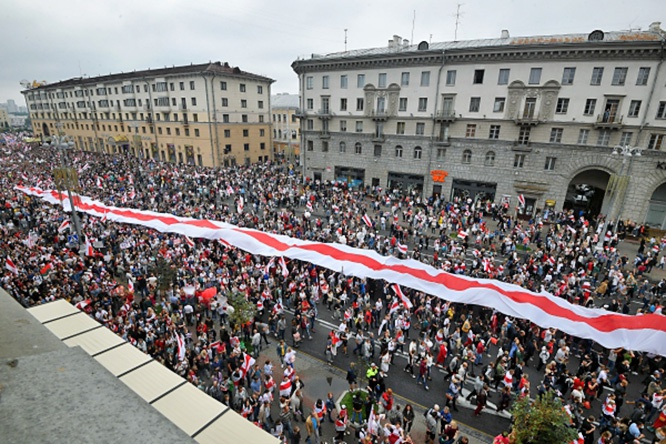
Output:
top-left (20, 79), bottom-right (30, 88)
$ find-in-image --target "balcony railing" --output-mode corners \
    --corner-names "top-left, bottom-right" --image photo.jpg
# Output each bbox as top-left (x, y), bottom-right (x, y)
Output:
top-left (594, 114), bottom-right (623, 129)
top-left (513, 115), bottom-right (541, 126)
top-left (434, 136), bottom-right (450, 146)
top-left (433, 110), bottom-right (456, 122)
top-left (371, 111), bottom-right (389, 121)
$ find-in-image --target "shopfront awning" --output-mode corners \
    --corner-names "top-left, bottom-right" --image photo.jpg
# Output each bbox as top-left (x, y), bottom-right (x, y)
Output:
top-left (113, 135), bottom-right (129, 143)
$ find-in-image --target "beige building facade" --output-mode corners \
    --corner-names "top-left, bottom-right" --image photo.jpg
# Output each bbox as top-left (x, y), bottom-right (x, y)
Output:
top-left (22, 62), bottom-right (274, 167)
top-left (293, 24), bottom-right (666, 227)
top-left (271, 93), bottom-right (301, 164)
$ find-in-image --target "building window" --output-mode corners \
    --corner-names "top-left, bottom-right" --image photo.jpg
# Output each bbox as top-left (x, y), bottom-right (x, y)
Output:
top-left (401, 72), bottom-right (410, 86)
top-left (307, 140), bottom-right (313, 151)
top-left (462, 149), bottom-right (472, 164)
top-left (396, 122), bottom-right (405, 135)
top-left (224, 129), bottom-right (231, 138)
top-left (518, 126), bottom-right (531, 144)
top-left (374, 145), bottom-right (382, 157)
top-left (544, 157), bottom-right (556, 171)
top-left (378, 73), bottom-right (387, 88)
top-left (188, 81), bottom-right (195, 90)
top-left (340, 75), bottom-right (348, 89)
top-left (221, 98), bottom-right (229, 107)
top-left (484, 151), bottom-right (495, 167)
top-left (418, 98), bottom-right (428, 112)
top-left (257, 85), bottom-right (263, 94)
top-left (445, 70), bottom-right (456, 86)
top-left (243, 129), bottom-right (249, 137)
top-left (258, 100), bottom-right (264, 109)
top-left (628, 100), bottom-right (641, 118)
top-left (399, 98), bottom-right (408, 112)
top-left (488, 125), bottom-right (500, 139)
top-left (555, 98), bottom-right (569, 114)
top-left (306, 77), bottom-right (313, 90)
top-left (413, 146), bottom-right (422, 159)
top-left (415, 122), bottom-right (425, 135)
top-left (583, 99), bottom-right (597, 116)
top-left (356, 98), bottom-right (364, 111)
top-left (597, 130), bottom-right (611, 146)
top-left (611, 67), bottom-right (628, 86)
top-left (395, 145), bottom-right (403, 157)
top-left (357, 74), bottom-right (365, 88)
top-left (656, 101), bottom-right (666, 119)
top-left (561, 67), bottom-right (576, 85)
top-left (466, 124), bottom-right (476, 138)
top-left (355, 142), bottom-right (362, 154)
top-left (355, 121), bottom-right (363, 132)
top-left (498, 68), bottom-right (510, 85)
top-left (648, 134), bottom-right (665, 150)
top-left (340, 98), bottom-right (347, 111)
top-left (437, 148), bottom-right (446, 159)
top-left (636, 67), bottom-right (650, 86)
top-left (469, 97), bottom-right (480, 112)
top-left (306, 98), bottom-right (314, 110)
top-left (578, 129), bottom-right (589, 145)
top-left (528, 68), bottom-right (542, 85)
top-left (340, 120), bottom-right (347, 132)
top-left (550, 127), bottom-right (563, 143)
top-left (619, 131), bottom-right (633, 146)
top-left (473, 69), bottom-right (485, 84)
top-left (223, 114), bottom-right (230, 123)
top-left (494, 97), bottom-right (505, 113)
top-left (306, 119), bottom-right (314, 130)
top-left (420, 71), bottom-right (430, 86)
top-left (339, 141), bottom-right (346, 153)
top-left (322, 141), bottom-right (329, 152)
top-left (590, 67), bottom-right (604, 85)
top-left (241, 99), bottom-right (247, 108)
top-left (220, 81), bottom-right (227, 90)
top-left (240, 83), bottom-right (246, 92)
top-left (322, 75), bottom-right (329, 89)
top-left (194, 129), bottom-right (200, 137)
top-left (514, 154), bottom-right (525, 168)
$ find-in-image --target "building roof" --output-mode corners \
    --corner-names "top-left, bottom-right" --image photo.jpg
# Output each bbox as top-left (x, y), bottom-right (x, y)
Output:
top-left (295, 25), bottom-right (666, 64)
top-left (23, 62), bottom-right (274, 93)
top-left (271, 93), bottom-right (300, 109)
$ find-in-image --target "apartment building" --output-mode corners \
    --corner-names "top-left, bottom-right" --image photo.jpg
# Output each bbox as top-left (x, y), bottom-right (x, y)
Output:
top-left (271, 93), bottom-right (301, 164)
top-left (22, 62), bottom-right (274, 167)
top-left (292, 23), bottom-right (666, 227)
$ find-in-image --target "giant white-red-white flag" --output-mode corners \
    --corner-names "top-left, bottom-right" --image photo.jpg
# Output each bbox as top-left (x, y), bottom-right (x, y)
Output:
top-left (16, 186), bottom-right (666, 356)
top-left (5, 257), bottom-right (19, 275)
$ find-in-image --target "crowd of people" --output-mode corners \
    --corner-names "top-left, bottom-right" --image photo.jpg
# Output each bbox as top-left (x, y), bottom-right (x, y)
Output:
top-left (1, 131), bottom-right (666, 444)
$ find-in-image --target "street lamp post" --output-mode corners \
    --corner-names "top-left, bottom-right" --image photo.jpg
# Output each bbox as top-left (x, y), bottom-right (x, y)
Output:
top-left (597, 144), bottom-right (641, 250)
top-left (49, 130), bottom-right (84, 252)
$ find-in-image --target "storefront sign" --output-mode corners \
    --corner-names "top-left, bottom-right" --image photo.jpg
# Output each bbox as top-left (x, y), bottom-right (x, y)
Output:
top-left (430, 170), bottom-right (448, 183)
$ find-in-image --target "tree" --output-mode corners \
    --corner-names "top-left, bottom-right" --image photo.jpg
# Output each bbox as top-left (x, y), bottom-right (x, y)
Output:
top-left (226, 291), bottom-right (257, 331)
top-left (510, 391), bottom-right (578, 444)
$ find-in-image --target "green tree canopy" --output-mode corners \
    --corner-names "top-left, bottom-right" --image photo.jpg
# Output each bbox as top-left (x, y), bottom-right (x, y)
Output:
top-left (510, 391), bottom-right (578, 444)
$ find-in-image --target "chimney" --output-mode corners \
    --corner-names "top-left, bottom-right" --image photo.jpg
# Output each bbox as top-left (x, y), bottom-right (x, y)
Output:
top-left (403, 39), bottom-right (410, 48)
top-left (388, 39), bottom-right (395, 49)
top-left (649, 21), bottom-right (662, 31)
top-left (501, 29), bottom-right (510, 39)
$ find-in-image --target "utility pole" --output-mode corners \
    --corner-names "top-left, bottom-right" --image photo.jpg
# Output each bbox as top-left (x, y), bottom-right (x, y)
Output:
top-left (344, 29), bottom-right (348, 52)
top-left (454, 4), bottom-right (464, 41)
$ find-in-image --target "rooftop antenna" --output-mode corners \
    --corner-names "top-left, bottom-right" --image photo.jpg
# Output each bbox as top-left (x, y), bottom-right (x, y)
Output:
top-left (411, 10), bottom-right (416, 44)
top-left (344, 28), bottom-right (348, 51)
top-left (454, 3), bottom-right (464, 41)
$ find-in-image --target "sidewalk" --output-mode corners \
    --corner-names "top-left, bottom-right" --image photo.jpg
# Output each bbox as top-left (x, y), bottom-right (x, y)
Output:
top-left (258, 344), bottom-right (494, 444)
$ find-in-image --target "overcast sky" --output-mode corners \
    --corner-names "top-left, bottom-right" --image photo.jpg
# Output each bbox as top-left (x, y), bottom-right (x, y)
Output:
top-left (2, 0), bottom-right (664, 105)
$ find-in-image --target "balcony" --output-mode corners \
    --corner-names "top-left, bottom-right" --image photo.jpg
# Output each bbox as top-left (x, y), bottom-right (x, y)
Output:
top-left (182, 118), bottom-right (189, 127)
top-left (145, 115), bottom-right (153, 124)
top-left (319, 131), bottom-right (331, 139)
top-left (371, 111), bottom-right (389, 122)
top-left (372, 132), bottom-right (386, 142)
top-left (293, 111), bottom-right (306, 119)
top-left (512, 140), bottom-right (532, 151)
top-left (433, 110), bottom-right (456, 122)
top-left (434, 136), bottom-right (450, 146)
top-left (594, 114), bottom-right (623, 130)
top-left (317, 109), bottom-right (332, 120)
top-left (179, 104), bottom-right (188, 111)
top-left (513, 115), bottom-right (541, 126)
